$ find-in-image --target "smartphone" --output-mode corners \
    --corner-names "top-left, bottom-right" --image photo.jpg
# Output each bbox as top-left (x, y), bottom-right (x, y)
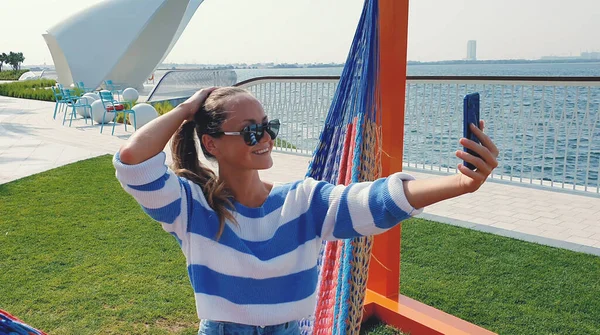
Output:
top-left (463, 93), bottom-right (481, 170)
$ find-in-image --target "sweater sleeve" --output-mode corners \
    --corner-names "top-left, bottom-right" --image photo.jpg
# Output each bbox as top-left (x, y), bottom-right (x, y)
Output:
top-left (299, 173), bottom-right (423, 241)
top-left (112, 151), bottom-right (191, 248)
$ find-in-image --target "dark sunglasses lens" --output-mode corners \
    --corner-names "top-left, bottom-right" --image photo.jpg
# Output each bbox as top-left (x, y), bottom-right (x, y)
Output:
top-left (241, 120), bottom-right (280, 146)
top-left (243, 124), bottom-right (263, 146)
top-left (243, 133), bottom-right (258, 146)
top-left (266, 121), bottom-right (280, 140)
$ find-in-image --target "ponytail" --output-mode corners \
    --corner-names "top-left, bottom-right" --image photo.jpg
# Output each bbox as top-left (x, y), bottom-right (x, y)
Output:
top-left (171, 120), bottom-right (236, 240)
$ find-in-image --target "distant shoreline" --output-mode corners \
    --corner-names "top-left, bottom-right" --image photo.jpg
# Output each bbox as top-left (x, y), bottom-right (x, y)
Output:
top-left (160, 59), bottom-right (600, 70)
top-left (407, 59), bottom-right (600, 66)
top-left (21, 59), bottom-right (600, 72)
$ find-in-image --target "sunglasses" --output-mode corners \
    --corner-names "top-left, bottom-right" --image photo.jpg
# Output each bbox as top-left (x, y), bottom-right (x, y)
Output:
top-left (210, 119), bottom-right (280, 146)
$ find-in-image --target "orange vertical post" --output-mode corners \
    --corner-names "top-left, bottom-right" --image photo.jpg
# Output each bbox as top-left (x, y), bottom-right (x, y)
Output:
top-left (363, 0), bottom-right (502, 335)
top-left (362, 2), bottom-right (498, 333)
top-left (366, 0), bottom-right (409, 299)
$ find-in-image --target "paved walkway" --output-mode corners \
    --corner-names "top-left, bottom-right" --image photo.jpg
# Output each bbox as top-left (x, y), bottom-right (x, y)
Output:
top-left (1, 95), bottom-right (599, 256)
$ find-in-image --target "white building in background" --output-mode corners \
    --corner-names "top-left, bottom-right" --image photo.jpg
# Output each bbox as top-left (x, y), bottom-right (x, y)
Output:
top-left (467, 40), bottom-right (477, 61)
top-left (43, 0), bottom-right (203, 90)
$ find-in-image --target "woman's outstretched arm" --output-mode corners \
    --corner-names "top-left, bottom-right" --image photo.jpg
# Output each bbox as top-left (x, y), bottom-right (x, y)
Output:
top-left (297, 120), bottom-right (499, 241)
top-left (402, 121), bottom-right (499, 209)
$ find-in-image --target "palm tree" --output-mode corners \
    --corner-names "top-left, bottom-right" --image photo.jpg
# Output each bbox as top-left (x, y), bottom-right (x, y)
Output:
top-left (0, 53), bottom-right (8, 72)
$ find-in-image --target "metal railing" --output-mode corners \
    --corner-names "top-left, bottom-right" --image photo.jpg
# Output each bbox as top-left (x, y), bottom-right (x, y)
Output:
top-left (237, 76), bottom-right (600, 195)
top-left (18, 70), bottom-right (58, 81)
top-left (236, 76), bottom-right (339, 156)
top-left (146, 69), bottom-right (238, 102)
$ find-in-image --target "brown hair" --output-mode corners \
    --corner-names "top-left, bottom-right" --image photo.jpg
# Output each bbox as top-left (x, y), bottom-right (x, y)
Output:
top-left (171, 87), bottom-right (249, 239)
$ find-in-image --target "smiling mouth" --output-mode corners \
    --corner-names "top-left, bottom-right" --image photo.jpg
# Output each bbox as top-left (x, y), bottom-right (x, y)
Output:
top-left (252, 148), bottom-right (270, 155)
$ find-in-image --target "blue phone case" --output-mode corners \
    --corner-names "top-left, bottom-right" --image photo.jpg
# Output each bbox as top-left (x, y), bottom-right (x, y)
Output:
top-left (463, 93), bottom-right (481, 170)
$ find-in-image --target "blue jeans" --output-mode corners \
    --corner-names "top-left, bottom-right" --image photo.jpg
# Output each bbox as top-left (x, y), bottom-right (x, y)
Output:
top-left (198, 319), bottom-right (300, 335)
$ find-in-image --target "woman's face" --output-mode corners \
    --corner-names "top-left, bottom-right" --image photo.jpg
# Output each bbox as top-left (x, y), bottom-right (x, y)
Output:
top-left (205, 93), bottom-right (274, 171)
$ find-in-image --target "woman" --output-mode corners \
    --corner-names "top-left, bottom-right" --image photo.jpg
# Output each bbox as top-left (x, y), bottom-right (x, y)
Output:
top-left (113, 87), bottom-right (499, 334)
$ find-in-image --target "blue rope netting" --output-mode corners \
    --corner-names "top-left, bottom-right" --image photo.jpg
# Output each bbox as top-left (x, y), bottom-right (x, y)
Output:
top-left (301, 0), bottom-right (380, 333)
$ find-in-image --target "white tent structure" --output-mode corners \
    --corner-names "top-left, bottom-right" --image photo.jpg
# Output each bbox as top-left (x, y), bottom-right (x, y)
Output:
top-left (43, 0), bottom-right (203, 90)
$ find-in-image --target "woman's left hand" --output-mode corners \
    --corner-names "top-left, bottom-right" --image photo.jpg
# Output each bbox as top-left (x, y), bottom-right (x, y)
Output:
top-left (455, 120), bottom-right (499, 193)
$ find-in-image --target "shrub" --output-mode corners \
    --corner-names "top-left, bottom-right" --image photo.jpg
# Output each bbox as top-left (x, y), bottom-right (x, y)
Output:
top-left (0, 79), bottom-right (56, 101)
top-left (0, 70), bottom-right (29, 80)
top-left (152, 101), bottom-right (175, 115)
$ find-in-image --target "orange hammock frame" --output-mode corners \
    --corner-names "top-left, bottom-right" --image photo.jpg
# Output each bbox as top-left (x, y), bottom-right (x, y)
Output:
top-left (362, 1), bottom-right (497, 334)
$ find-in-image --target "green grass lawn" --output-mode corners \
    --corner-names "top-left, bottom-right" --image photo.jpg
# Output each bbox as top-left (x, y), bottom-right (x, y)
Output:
top-left (359, 318), bottom-right (407, 335)
top-left (400, 219), bottom-right (600, 335)
top-left (1, 156), bottom-right (599, 334)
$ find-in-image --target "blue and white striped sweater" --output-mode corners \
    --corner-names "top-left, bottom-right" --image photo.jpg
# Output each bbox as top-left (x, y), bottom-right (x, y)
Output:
top-left (113, 151), bottom-right (422, 326)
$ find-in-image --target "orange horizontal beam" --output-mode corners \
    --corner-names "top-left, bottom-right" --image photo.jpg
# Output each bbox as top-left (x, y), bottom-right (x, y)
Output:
top-left (363, 290), bottom-right (498, 335)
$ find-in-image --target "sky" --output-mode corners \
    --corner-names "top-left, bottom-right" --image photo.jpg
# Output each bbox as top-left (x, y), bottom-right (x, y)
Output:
top-left (1, 0), bottom-right (599, 66)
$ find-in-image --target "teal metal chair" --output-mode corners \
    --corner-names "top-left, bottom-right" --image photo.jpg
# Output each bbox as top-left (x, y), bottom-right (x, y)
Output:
top-left (103, 80), bottom-right (123, 100)
top-left (98, 91), bottom-right (136, 135)
top-left (51, 86), bottom-right (68, 119)
top-left (62, 88), bottom-right (92, 127)
top-left (76, 81), bottom-right (94, 93)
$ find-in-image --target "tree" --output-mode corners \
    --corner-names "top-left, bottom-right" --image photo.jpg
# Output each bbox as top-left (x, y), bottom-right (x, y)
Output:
top-left (0, 53), bottom-right (7, 72)
top-left (7, 52), bottom-right (25, 71)
top-left (7, 52), bottom-right (17, 71)
top-left (17, 52), bottom-right (25, 71)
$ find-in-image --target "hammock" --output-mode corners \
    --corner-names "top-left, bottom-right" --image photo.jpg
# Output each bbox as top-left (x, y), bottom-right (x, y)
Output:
top-left (0, 310), bottom-right (48, 335)
top-left (300, 0), bottom-right (382, 334)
